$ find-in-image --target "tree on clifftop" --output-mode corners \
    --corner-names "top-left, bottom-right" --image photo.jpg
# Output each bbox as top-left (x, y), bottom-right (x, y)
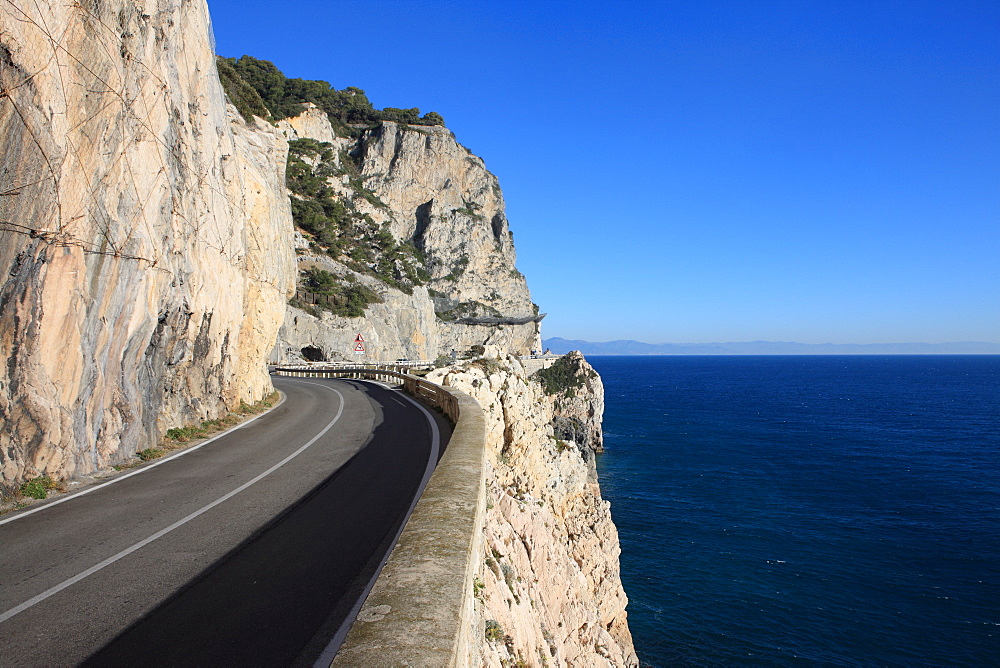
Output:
top-left (221, 55), bottom-right (445, 128)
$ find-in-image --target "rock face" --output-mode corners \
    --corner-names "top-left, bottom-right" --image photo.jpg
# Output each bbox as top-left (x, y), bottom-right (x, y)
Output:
top-left (279, 256), bottom-right (441, 362)
top-left (272, 113), bottom-right (542, 363)
top-left (0, 0), bottom-right (295, 488)
top-left (276, 104), bottom-right (338, 145)
top-left (429, 356), bottom-right (637, 667)
top-left (356, 122), bottom-right (532, 318)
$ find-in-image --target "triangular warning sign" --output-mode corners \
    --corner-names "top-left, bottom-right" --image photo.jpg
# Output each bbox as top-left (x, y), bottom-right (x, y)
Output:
top-left (355, 333), bottom-right (365, 343)
top-left (354, 342), bottom-right (365, 353)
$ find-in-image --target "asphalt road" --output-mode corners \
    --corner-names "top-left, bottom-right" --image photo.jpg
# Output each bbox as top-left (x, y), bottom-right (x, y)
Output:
top-left (0, 376), bottom-right (449, 667)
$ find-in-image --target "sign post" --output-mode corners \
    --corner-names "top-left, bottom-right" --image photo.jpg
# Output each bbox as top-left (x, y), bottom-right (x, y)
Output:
top-left (354, 333), bottom-right (365, 355)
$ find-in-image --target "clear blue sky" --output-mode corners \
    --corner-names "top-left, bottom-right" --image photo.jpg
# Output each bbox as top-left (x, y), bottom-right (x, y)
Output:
top-left (207, 0), bottom-right (999, 344)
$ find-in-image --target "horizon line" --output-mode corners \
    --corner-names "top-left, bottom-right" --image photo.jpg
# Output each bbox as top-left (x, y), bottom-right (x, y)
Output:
top-left (545, 337), bottom-right (1000, 347)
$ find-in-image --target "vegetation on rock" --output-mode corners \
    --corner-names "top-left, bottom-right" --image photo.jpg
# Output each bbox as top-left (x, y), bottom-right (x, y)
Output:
top-left (160, 393), bottom-right (280, 448)
top-left (286, 139), bottom-right (429, 296)
top-left (533, 354), bottom-right (595, 397)
top-left (452, 200), bottom-right (485, 221)
top-left (485, 619), bottom-right (506, 643)
top-left (299, 267), bottom-right (383, 318)
top-left (216, 56), bottom-right (270, 122)
top-left (441, 254), bottom-right (470, 282)
top-left (19, 476), bottom-right (58, 500)
top-left (220, 55), bottom-right (444, 133)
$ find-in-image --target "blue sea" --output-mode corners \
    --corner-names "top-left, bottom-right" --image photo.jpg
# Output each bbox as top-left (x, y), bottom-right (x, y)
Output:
top-left (590, 355), bottom-right (999, 667)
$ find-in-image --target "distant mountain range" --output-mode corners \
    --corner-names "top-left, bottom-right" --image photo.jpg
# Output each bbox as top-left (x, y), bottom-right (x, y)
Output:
top-left (543, 338), bottom-right (1000, 356)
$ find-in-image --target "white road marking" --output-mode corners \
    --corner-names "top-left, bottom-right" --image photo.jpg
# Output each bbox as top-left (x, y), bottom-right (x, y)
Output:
top-left (0, 391), bottom-right (287, 527)
top-left (0, 384), bottom-right (344, 625)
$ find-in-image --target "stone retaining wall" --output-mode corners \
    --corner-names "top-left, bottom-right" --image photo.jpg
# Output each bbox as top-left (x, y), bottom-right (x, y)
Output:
top-left (333, 387), bottom-right (486, 666)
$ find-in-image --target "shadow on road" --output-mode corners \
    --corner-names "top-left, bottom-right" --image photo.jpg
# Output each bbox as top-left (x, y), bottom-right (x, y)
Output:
top-left (82, 381), bottom-right (451, 667)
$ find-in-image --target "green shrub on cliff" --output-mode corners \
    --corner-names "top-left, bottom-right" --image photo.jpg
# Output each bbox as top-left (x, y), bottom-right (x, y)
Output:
top-left (451, 200), bottom-right (485, 221)
top-left (285, 140), bottom-right (426, 294)
top-left (216, 56), bottom-right (270, 122)
top-left (338, 284), bottom-right (382, 318)
top-left (302, 267), bottom-right (339, 293)
top-left (299, 268), bottom-right (383, 318)
top-left (216, 59), bottom-right (444, 306)
top-left (484, 620), bottom-right (506, 643)
top-left (533, 355), bottom-right (594, 397)
top-left (137, 448), bottom-right (165, 461)
top-left (19, 476), bottom-right (57, 500)
top-left (221, 55), bottom-right (445, 130)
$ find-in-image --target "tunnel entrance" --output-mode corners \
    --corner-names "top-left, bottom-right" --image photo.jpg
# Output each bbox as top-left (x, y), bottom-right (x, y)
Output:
top-left (301, 346), bottom-right (326, 362)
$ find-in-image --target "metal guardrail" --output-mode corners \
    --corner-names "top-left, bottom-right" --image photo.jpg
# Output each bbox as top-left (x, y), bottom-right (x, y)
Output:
top-left (273, 365), bottom-right (459, 423)
top-left (295, 289), bottom-right (347, 308)
top-left (279, 360), bottom-right (434, 369)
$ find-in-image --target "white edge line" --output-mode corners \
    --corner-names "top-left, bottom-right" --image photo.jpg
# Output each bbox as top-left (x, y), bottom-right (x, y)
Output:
top-left (0, 383), bottom-right (344, 624)
top-left (0, 391), bottom-right (288, 527)
top-left (314, 381), bottom-right (442, 667)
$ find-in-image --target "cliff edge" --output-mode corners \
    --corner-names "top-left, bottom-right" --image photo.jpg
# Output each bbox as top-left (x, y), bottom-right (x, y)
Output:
top-left (430, 354), bottom-right (638, 666)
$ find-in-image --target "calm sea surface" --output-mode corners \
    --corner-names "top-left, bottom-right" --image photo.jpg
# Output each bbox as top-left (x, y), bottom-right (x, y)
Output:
top-left (590, 355), bottom-right (999, 667)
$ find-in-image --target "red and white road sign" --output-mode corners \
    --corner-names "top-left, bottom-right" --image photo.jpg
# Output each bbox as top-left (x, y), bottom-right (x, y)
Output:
top-left (354, 342), bottom-right (365, 353)
top-left (355, 333), bottom-right (365, 343)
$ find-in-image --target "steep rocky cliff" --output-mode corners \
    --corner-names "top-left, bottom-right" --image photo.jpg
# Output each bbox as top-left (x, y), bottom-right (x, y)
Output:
top-left (267, 102), bottom-right (542, 363)
top-left (429, 355), bottom-right (637, 666)
top-left (0, 0), bottom-right (295, 488)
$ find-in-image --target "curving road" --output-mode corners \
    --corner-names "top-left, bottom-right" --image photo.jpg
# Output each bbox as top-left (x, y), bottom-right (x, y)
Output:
top-left (0, 376), bottom-right (449, 667)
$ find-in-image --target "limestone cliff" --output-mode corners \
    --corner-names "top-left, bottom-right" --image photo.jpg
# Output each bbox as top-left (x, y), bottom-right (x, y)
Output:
top-left (429, 355), bottom-right (637, 666)
top-left (271, 107), bottom-right (541, 363)
top-left (0, 0), bottom-right (295, 488)
top-left (355, 122), bottom-right (532, 318)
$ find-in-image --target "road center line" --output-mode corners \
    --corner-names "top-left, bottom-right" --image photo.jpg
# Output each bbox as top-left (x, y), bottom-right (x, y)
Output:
top-left (0, 383), bottom-right (345, 625)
